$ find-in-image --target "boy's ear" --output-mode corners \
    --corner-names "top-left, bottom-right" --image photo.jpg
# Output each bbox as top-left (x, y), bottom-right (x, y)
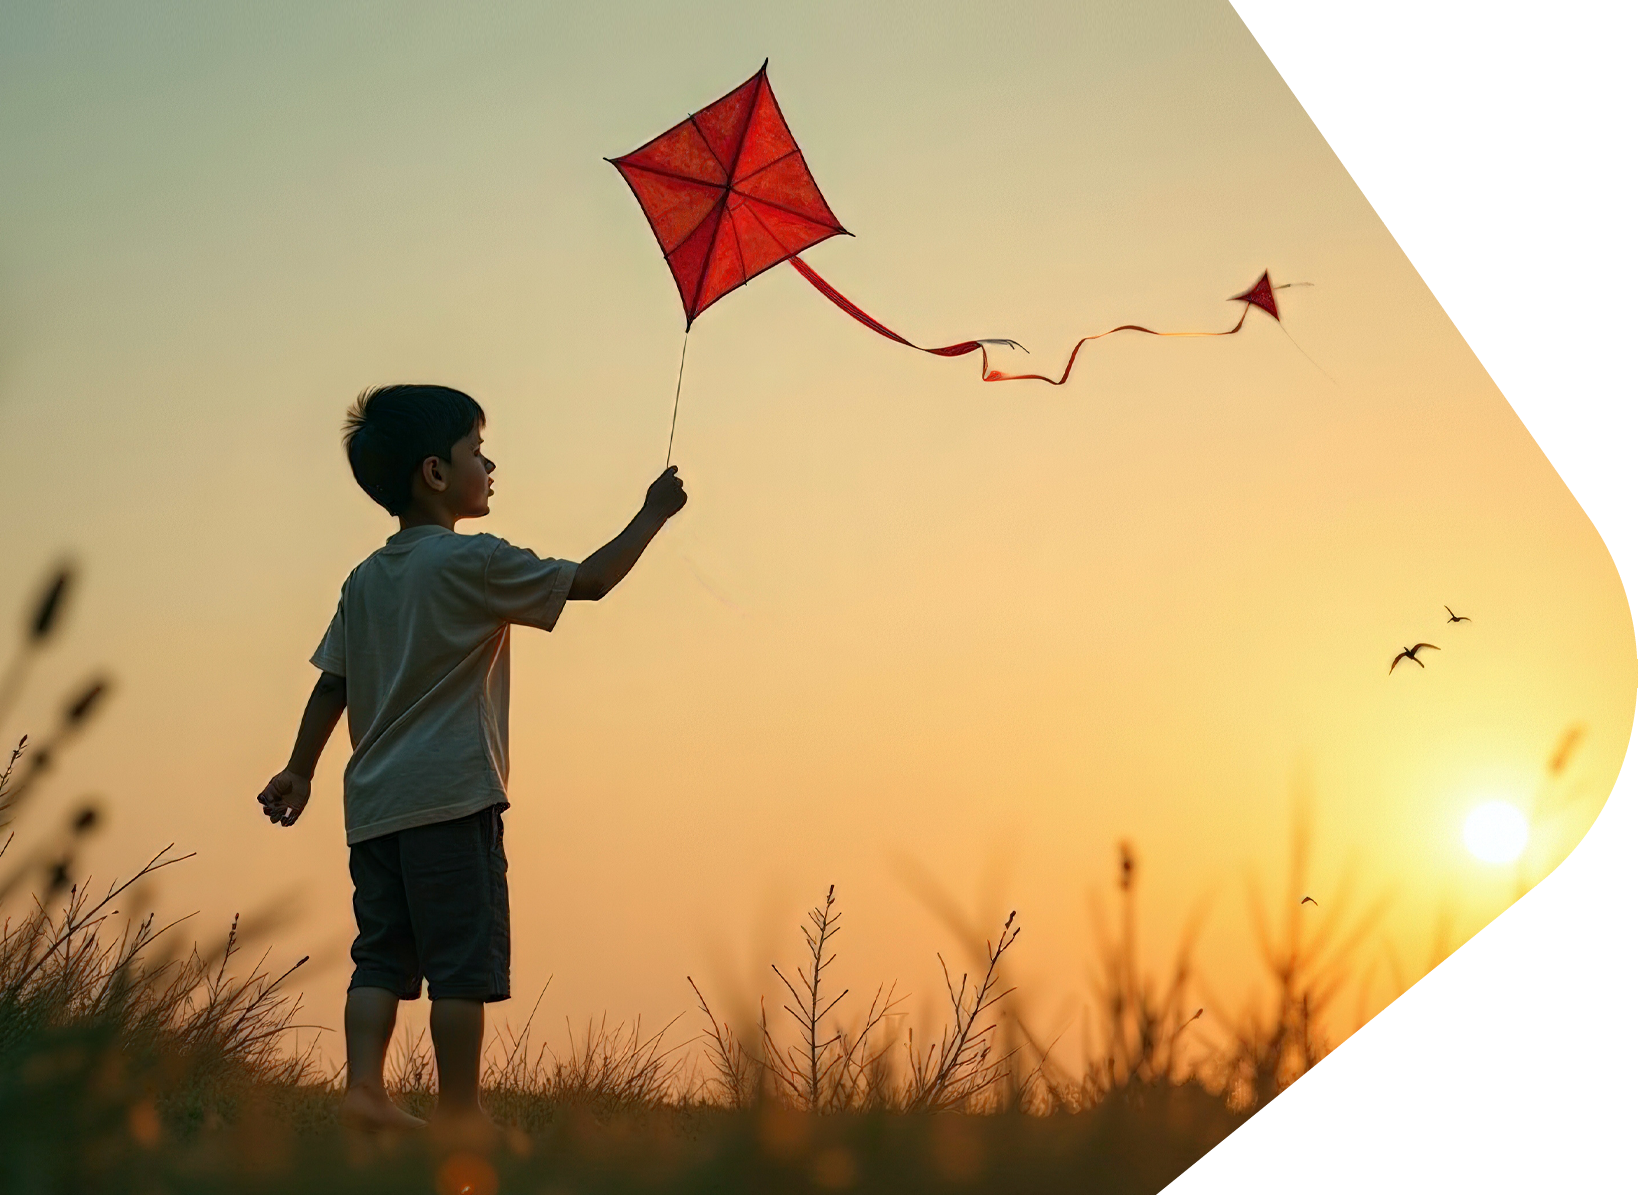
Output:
top-left (420, 456), bottom-right (448, 493)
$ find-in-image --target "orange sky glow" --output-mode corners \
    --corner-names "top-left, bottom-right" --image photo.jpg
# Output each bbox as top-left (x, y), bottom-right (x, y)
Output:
top-left (1, 0), bottom-right (1631, 1070)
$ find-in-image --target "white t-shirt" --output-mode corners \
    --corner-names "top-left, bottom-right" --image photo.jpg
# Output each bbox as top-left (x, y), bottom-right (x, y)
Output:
top-left (311, 525), bottom-right (577, 844)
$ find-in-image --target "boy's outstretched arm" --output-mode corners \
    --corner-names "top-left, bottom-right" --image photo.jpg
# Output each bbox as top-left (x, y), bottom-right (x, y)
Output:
top-left (257, 671), bottom-right (347, 827)
top-left (569, 467), bottom-right (688, 601)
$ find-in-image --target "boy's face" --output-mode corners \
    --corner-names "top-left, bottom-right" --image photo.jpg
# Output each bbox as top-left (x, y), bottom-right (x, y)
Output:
top-left (423, 425), bottom-right (494, 520)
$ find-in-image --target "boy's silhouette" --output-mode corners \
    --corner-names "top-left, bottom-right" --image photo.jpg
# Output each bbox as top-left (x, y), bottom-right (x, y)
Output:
top-left (256, 384), bottom-right (685, 1141)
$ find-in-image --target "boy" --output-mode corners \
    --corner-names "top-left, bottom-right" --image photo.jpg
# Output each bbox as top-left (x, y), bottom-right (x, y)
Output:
top-left (255, 384), bottom-right (685, 1138)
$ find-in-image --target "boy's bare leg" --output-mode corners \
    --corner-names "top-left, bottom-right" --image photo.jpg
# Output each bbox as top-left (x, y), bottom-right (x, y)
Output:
top-left (340, 986), bottom-right (426, 1131)
top-left (427, 998), bottom-right (498, 1146)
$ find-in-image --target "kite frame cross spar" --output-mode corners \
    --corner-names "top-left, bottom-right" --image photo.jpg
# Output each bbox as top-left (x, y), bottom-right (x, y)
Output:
top-left (608, 60), bottom-right (1303, 460)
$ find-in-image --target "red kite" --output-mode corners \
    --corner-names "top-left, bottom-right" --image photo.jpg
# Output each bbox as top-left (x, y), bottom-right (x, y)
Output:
top-left (608, 62), bottom-right (1297, 457)
top-left (608, 60), bottom-right (848, 329)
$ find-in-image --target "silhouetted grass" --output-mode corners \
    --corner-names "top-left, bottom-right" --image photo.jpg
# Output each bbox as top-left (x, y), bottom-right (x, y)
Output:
top-left (0, 560), bottom-right (1586, 1193)
top-left (0, 566), bottom-right (320, 1191)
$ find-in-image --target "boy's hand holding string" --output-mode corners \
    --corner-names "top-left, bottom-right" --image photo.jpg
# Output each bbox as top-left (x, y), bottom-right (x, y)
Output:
top-left (566, 465), bottom-right (687, 600)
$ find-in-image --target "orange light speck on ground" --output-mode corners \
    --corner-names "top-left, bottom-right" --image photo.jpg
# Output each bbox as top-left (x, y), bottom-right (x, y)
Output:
top-left (435, 1151), bottom-right (498, 1195)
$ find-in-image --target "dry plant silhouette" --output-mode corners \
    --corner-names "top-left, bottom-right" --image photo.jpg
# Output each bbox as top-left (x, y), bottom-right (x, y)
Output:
top-left (687, 884), bottom-right (1020, 1115)
top-left (762, 883), bottom-right (901, 1112)
top-left (891, 847), bottom-right (1038, 1110)
top-left (902, 908), bottom-right (1021, 1113)
top-left (1015, 841), bottom-right (1210, 1114)
top-left (1518, 722), bottom-right (1596, 897)
top-left (1204, 787), bottom-right (1392, 1109)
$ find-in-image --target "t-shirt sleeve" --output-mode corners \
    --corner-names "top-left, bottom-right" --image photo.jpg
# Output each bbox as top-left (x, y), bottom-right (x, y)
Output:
top-left (310, 583), bottom-right (348, 676)
top-left (483, 539), bottom-right (578, 632)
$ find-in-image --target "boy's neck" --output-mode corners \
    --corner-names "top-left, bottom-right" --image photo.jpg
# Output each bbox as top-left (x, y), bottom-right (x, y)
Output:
top-left (398, 504), bottom-right (458, 534)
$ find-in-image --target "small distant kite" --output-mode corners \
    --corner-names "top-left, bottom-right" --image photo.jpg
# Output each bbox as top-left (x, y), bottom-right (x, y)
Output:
top-left (1390, 643), bottom-right (1440, 673)
top-left (609, 61), bottom-right (1298, 461)
top-left (1445, 606), bottom-right (1471, 624)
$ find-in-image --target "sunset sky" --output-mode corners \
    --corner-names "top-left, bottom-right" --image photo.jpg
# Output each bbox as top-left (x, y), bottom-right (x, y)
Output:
top-left (1, 0), bottom-right (1631, 1063)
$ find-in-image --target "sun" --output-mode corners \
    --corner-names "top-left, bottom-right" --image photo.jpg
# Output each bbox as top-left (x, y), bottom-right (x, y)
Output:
top-left (1463, 800), bottom-right (1529, 865)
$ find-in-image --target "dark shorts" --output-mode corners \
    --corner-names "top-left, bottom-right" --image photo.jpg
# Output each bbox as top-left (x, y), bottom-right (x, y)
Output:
top-left (348, 803), bottom-right (510, 1003)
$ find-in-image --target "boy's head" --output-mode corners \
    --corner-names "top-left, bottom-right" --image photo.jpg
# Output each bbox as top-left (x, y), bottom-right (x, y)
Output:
top-left (343, 385), bottom-right (492, 520)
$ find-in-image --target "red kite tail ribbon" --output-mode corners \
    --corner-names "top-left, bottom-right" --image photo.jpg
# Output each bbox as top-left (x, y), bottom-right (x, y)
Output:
top-left (787, 256), bottom-right (1018, 359)
top-left (789, 257), bottom-right (1286, 385)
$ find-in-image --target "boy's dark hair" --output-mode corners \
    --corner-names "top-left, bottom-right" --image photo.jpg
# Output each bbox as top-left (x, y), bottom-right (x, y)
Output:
top-left (343, 385), bottom-right (486, 515)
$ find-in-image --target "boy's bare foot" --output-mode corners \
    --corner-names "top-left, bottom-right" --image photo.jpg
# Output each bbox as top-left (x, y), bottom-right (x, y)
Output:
top-left (426, 1107), bottom-right (502, 1152)
top-left (340, 1085), bottom-right (426, 1133)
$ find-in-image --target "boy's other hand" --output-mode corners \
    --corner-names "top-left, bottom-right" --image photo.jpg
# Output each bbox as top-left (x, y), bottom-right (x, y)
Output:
top-left (643, 467), bottom-right (688, 521)
top-left (257, 770), bottom-right (311, 827)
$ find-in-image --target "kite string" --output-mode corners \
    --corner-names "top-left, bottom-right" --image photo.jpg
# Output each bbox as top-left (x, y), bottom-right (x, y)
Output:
top-left (1275, 319), bottom-right (1342, 390)
top-left (665, 330), bottom-right (689, 469)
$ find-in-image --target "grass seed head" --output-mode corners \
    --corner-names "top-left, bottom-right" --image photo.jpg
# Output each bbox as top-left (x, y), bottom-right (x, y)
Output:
top-left (66, 678), bottom-right (110, 725)
top-left (29, 565), bottom-right (74, 643)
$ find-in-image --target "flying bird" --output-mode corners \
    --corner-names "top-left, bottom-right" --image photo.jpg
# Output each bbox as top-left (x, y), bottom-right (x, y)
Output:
top-left (1445, 606), bottom-right (1471, 624)
top-left (1390, 643), bottom-right (1440, 673)
top-left (1300, 895), bottom-right (1318, 907)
